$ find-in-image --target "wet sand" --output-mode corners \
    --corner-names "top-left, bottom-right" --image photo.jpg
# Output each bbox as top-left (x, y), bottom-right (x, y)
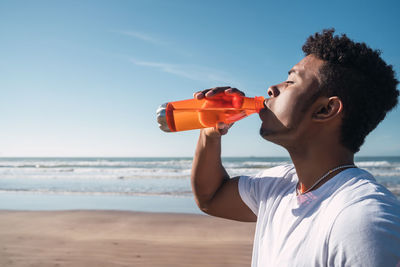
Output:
top-left (0, 210), bottom-right (255, 266)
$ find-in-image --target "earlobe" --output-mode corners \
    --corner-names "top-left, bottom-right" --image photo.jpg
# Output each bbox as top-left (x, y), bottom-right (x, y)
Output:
top-left (312, 97), bottom-right (343, 122)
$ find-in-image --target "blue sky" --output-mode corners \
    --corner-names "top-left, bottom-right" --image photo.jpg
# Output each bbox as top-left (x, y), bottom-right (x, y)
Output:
top-left (0, 0), bottom-right (399, 157)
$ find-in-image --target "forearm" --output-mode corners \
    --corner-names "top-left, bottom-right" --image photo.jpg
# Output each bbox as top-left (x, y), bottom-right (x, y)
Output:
top-left (191, 129), bottom-right (229, 211)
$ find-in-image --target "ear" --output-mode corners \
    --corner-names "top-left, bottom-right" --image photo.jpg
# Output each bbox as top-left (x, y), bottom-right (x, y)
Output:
top-left (312, 96), bottom-right (343, 122)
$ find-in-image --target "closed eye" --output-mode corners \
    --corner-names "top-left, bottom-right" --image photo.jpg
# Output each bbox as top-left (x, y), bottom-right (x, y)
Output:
top-left (285, 81), bottom-right (294, 84)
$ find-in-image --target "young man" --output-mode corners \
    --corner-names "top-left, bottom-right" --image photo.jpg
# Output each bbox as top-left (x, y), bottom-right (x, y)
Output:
top-left (191, 29), bottom-right (400, 266)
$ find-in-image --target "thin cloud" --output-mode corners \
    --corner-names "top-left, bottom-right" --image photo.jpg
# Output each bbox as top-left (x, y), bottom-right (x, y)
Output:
top-left (114, 30), bottom-right (167, 45)
top-left (130, 59), bottom-right (237, 85)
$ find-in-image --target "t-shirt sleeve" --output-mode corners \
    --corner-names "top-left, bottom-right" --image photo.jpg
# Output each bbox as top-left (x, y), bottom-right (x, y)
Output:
top-left (327, 197), bottom-right (400, 267)
top-left (238, 175), bottom-right (260, 215)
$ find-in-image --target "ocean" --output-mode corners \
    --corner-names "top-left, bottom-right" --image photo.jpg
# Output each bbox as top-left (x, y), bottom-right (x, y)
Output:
top-left (0, 157), bottom-right (399, 213)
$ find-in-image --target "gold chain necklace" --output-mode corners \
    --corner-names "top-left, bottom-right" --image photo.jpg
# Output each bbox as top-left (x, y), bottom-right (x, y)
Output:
top-left (296, 164), bottom-right (356, 195)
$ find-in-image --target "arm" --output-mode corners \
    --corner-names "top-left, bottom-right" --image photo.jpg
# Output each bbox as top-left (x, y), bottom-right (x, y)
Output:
top-left (190, 87), bottom-right (257, 222)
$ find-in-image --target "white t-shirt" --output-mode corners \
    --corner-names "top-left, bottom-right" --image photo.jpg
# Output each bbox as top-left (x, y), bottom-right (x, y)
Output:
top-left (239, 164), bottom-right (400, 267)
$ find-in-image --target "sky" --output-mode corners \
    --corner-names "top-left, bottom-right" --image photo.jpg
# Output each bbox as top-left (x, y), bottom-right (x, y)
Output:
top-left (0, 0), bottom-right (399, 157)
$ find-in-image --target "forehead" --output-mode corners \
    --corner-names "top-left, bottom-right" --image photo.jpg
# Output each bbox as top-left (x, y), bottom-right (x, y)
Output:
top-left (291, 55), bottom-right (324, 81)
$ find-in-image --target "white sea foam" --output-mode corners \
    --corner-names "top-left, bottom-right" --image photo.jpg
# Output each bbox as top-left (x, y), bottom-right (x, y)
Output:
top-left (0, 157), bottom-right (399, 197)
top-left (241, 161), bottom-right (290, 167)
top-left (355, 161), bottom-right (392, 167)
top-left (0, 159), bottom-right (193, 169)
top-left (0, 189), bottom-right (193, 197)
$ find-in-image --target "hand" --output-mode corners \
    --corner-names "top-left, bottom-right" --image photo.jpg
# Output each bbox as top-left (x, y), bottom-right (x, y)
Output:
top-left (193, 86), bottom-right (245, 100)
top-left (194, 87), bottom-right (245, 137)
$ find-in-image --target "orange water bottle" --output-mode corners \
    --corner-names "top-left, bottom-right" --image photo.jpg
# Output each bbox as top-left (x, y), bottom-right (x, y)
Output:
top-left (156, 92), bottom-right (265, 132)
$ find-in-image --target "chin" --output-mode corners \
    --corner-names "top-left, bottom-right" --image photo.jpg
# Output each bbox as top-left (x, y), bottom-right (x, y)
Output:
top-left (259, 127), bottom-right (276, 139)
top-left (259, 127), bottom-right (293, 146)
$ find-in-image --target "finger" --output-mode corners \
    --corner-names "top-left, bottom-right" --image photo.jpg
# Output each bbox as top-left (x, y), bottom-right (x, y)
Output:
top-left (216, 122), bottom-right (227, 135)
top-left (195, 87), bottom-right (224, 99)
top-left (193, 91), bottom-right (205, 99)
top-left (205, 86), bottom-right (231, 97)
top-left (214, 86), bottom-right (232, 90)
top-left (225, 87), bottom-right (245, 96)
top-left (216, 122), bottom-right (233, 135)
top-left (218, 126), bottom-right (230, 135)
top-left (194, 88), bottom-right (214, 99)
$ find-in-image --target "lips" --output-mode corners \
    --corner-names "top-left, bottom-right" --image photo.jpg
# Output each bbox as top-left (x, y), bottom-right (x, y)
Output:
top-left (258, 98), bottom-right (275, 123)
top-left (263, 98), bottom-right (269, 108)
top-left (258, 106), bottom-right (269, 121)
top-left (260, 98), bottom-right (271, 113)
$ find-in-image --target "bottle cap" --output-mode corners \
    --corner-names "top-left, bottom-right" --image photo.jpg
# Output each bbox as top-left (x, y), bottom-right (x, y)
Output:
top-left (156, 103), bottom-right (172, 132)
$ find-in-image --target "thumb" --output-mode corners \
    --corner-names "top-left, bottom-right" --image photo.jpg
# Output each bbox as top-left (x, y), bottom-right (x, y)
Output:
top-left (216, 122), bottom-right (233, 135)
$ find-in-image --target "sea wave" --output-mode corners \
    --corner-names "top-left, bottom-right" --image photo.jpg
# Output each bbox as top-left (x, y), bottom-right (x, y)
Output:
top-left (0, 159), bottom-right (193, 169)
top-left (0, 189), bottom-right (193, 197)
top-left (355, 161), bottom-right (392, 167)
top-left (226, 161), bottom-right (290, 169)
top-left (0, 166), bottom-right (192, 179)
top-left (1, 157), bottom-right (399, 198)
top-left (370, 171), bottom-right (400, 177)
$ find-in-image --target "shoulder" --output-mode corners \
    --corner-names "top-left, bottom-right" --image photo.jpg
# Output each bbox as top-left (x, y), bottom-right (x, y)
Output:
top-left (252, 163), bottom-right (297, 180)
top-left (239, 164), bottom-right (297, 202)
top-left (330, 192), bottom-right (400, 235)
top-left (327, 171), bottom-right (400, 266)
top-left (240, 164), bottom-right (296, 190)
top-left (329, 168), bottom-right (399, 208)
top-left (329, 167), bottom-right (400, 233)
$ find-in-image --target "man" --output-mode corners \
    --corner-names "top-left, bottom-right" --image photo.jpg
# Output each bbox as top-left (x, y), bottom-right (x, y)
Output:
top-left (191, 29), bottom-right (400, 266)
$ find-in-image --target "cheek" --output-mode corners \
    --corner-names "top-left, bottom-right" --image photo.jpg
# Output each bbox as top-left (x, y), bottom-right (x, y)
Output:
top-left (272, 96), bottom-right (300, 126)
top-left (273, 95), bottom-right (310, 128)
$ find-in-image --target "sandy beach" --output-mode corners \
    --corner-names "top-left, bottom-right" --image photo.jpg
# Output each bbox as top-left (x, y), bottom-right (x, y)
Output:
top-left (0, 210), bottom-right (255, 267)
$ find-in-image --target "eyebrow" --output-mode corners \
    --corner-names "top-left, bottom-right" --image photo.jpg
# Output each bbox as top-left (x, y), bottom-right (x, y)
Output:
top-left (288, 69), bottom-right (296, 75)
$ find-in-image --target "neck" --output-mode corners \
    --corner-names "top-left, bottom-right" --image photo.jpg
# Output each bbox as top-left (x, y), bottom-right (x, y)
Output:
top-left (288, 143), bottom-right (354, 194)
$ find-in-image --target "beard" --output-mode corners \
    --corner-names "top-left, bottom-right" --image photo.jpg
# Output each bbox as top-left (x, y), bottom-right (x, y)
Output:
top-left (258, 102), bottom-right (309, 146)
top-left (259, 122), bottom-right (298, 147)
top-left (260, 127), bottom-right (291, 139)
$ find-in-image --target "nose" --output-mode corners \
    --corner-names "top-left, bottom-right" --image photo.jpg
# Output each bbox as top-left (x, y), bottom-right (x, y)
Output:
top-left (267, 85), bottom-right (280, 98)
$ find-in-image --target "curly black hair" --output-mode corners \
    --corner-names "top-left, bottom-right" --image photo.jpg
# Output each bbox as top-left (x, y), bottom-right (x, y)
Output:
top-left (302, 29), bottom-right (399, 153)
